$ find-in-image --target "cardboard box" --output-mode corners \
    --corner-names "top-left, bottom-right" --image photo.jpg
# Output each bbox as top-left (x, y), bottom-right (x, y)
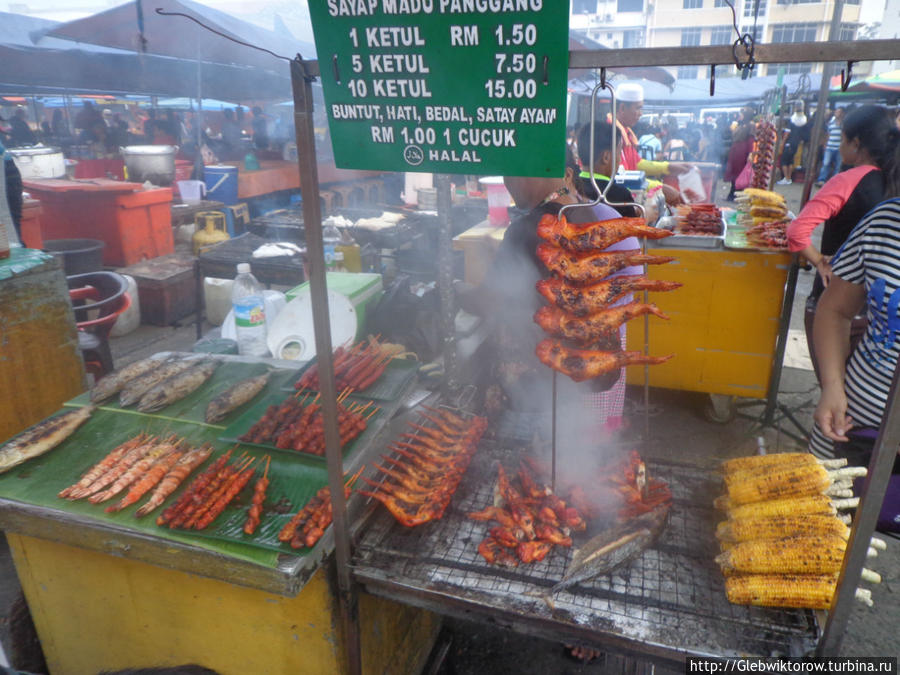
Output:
top-left (118, 252), bottom-right (196, 326)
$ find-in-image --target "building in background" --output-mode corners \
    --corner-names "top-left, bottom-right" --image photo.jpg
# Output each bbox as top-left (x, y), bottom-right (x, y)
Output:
top-left (571, 0), bottom-right (872, 80)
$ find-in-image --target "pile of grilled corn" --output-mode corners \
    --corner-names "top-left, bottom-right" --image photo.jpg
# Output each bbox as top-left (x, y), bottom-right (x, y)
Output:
top-left (714, 452), bottom-right (881, 610)
top-left (735, 188), bottom-right (789, 228)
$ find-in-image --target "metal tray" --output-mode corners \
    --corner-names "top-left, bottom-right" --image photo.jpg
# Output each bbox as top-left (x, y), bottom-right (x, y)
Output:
top-left (654, 216), bottom-right (726, 249)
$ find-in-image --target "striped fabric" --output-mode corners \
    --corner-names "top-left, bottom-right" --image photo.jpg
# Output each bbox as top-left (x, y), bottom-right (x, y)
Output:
top-left (825, 117), bottom-right (842, 151)
top-left (809, 198), bottom-right (900, 459)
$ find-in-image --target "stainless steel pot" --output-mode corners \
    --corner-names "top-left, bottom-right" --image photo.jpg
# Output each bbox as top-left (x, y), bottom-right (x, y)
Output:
top-left (8, 146), bottom-right (66, 179)
top-left (120, 145), bottom-right (178, 185)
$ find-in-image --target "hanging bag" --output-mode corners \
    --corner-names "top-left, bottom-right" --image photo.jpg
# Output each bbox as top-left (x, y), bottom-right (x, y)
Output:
top-left (734, 158), bottom-right (754, 191)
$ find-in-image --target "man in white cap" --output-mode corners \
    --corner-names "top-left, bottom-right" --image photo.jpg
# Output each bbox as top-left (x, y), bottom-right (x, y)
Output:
top-left (613, 82), bottom-right (695, 205)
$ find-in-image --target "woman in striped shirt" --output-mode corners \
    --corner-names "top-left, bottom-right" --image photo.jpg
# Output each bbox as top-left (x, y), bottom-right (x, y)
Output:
top-left (816, 107), bottom-right (845, 186)
top-left (810, 141), bottom-right (900, 460)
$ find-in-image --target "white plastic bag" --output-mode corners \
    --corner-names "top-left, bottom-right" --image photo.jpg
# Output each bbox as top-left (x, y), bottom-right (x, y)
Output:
top-left (677, 167), bottom-right (706, 203)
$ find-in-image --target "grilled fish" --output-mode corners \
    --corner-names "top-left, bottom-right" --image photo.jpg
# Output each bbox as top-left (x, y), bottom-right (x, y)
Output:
top-left (205, 371), bottom-right (270, 423)
top-left (90, 356), bottom-right (170, 403)
top-left (550, 502), bottom-right (670, 595)
top-left (137, 360), bottom-right (221, 413)
top-left (119, 358), bottom-right (199, 407)
top-left (0, 406), bottom-right (95, 474)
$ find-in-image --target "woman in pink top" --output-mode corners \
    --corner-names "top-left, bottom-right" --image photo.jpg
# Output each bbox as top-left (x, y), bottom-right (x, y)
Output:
top-left (786, 105), bottom-right (895, 292)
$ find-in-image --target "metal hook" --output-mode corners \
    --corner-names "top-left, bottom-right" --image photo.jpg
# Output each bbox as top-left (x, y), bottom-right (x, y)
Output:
top-left (332, 54), bottom-right (341, 85)
top-left (841, 61), bottom-right (854, 92)
top-left (542, 55), bottom-right (549, 85)
top-left (559, 80), bottom-right (644, 222)
top-left (710, 64), bottom-right (716, 97)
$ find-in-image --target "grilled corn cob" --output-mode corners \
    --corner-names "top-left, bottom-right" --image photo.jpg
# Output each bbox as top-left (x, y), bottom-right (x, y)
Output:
top-left (725, 463), bottom-right (831, 505)
top-left (716, 515), bottom-right (850, 543)
top-left (725, 574), bottom-right (837, 609)
top-left (726, 494), bottom-right (836, 520)
top-left (716, 535), bottom-right (847, 574)
top-left (721, 452), bottom-right (845, 477)
top-left (725, 574), bottom-right (875, 609)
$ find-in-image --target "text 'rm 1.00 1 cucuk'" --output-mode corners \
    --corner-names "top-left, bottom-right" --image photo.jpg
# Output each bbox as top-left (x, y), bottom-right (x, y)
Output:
top-left (308, 0), bottom-right (569, 176)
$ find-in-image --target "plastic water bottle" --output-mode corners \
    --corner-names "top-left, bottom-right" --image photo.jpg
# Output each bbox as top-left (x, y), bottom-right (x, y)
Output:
top-left (323, 222), bottom-right (342, 272)
top-left (232, 263), bottom-right (268, 357)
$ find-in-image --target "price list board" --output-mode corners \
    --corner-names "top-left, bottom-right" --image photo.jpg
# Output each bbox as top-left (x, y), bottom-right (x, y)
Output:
top-left (307, 1), bottom-right (569, 177)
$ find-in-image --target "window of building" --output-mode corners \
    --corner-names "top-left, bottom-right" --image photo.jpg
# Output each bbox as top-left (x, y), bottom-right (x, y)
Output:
top-left (681, 27), bottom-right (702, 45)
top-left (768, 62), bottom-right (813, 75)
top-left (839, 23), bottom-right (858, 40)
top-left (714, 0), bottom-right (729, 6)
top-left (742, 0), bottom-right (767, 18)
top-left (617, 0), bottom-right (644, 11)
top-left (684, 0), bottom-right (702, 8)
top-left (572, 0), bottom-right (596, 12)
top-left (771, 22), bottom-right (817, 42)
top-left (677, 65), bottom-right (698, 79)
top-left (709, 25), bottom-right (732, 44)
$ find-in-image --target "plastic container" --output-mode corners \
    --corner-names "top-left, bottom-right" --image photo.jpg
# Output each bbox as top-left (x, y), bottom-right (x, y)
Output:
top-left (43, 239), bottom-right (105, 275)
top-left (204, 165), bottom-right (239, 205)
top-left (203, 277), bottom-right (235, 327)
top-left (479, 177), bottom-right (511, 226)
top-left (323, 222), bottom-right (342, 272)
top-left (110, 273), bottom-right (141, 337)
top-left (177, 180), bottom-right (206, 202)
top-left (232, 263), bottom-right (268, 357)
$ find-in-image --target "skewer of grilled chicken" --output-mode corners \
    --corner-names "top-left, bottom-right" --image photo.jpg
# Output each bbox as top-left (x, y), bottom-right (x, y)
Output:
top-left (536, 244), bottom-right (675, 284)
top-left (536, 275), bottom-right (682, 317)
top-left (536, 213), bottom-right (673, 252)
top-left (534, 302), bottom-right (669, 344)
top-left (536, 339), bottom-right (673, 382)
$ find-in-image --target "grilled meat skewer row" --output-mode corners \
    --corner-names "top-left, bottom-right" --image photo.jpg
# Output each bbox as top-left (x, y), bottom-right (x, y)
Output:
top-left (537, 275), bottom-right (682, 316)
top-left (536, 213), bottom-right (673, 252)
top-left (536, 340), bottom-right (673, 382)
top-left (534, 302), bottom-right (669, 344)
top-left (537, 244), bottom-right (675, 284)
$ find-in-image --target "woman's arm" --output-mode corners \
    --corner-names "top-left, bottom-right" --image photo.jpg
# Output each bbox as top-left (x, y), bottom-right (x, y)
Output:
top-left (812, 276), bottom-right (866, 441)
top-left (796, 245), bottom-right (833, 286)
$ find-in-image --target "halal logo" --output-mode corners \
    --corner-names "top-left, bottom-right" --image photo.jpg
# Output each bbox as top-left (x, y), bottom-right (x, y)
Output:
top-left (403, 145), bottom-right (424, 166)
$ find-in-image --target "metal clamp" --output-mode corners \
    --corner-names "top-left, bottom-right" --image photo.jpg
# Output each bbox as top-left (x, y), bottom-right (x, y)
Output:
top-left (840, 61), bottom-right (854, 92)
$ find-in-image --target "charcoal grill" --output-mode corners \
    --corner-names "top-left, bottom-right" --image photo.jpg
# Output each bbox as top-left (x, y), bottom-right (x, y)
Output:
top-left (351, 413), bottom-right (819, 667)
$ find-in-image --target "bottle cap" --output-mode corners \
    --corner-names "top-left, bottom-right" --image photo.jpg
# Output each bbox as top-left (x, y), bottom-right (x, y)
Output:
top-left (236, 263), bottom-right (250, 274)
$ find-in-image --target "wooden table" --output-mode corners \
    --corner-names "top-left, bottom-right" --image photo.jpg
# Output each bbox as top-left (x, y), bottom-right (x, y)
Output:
top-left (236, 160), bottom-right (386, 200)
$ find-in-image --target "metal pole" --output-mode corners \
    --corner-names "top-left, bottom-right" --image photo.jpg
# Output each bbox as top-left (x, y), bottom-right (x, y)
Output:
top-left (435, 173), bottom-right (458, 399)
top-left (290, 57), bottom-right (361, 675)
top-left (818, 359), bottom-right (900, 654)
top-left (802, 0), bottom-right (845, 208)
top-left (763, 261), bottom-right (799, 425)
top-left (551, 371), bottom-right (557, 492)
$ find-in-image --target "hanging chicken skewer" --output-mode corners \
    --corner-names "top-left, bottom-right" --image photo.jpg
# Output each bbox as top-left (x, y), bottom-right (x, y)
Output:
top-left (536, 340), bottom-right (673, 382)
top-left (537, 275), bottom-right (682, 317)
top-left (537, 245), bottom-right (675, 285)
top-left (537, 213), bottom-right (673, 252)
top-left (534, 302), bottom-right (669, 344)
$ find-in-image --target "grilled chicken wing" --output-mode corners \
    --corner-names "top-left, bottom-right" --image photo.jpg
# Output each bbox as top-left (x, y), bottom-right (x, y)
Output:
top-left (534, 301), bottom-right (670, 343)
top-left (536, 339), bottom-right (673, 382)
top-left (537, 244), bottom-right (675, 284)
top-left (537, 213), bottom-right (673, 252)
top-left (517, 540), bottom-right (554, 563)
top-left (536, 275), bottom-right (682, 316)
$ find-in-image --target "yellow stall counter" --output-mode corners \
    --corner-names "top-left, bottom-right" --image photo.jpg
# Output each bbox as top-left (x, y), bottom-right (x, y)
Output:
top-left (625, 246), bottom-right (791, 398)
top-left (8, 533), bottom-right (439, 675)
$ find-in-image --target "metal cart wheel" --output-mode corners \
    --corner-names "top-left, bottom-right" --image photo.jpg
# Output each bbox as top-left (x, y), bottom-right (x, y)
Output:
top-left (702, 394), bottom-right (737, 424)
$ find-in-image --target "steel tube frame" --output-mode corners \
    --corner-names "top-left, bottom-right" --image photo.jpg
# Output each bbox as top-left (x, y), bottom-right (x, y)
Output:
top-left (290, 57), bottom-right (362, 675)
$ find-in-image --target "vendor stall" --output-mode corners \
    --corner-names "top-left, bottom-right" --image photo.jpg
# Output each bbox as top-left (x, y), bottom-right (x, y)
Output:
top-left (2, 9), bottom-right (900, 673)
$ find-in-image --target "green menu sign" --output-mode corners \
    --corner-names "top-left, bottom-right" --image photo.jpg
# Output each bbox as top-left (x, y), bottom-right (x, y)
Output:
top-left (307, 1), bottom-right (570, 177)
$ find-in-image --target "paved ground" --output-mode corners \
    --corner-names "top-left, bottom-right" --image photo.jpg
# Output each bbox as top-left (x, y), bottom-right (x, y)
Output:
top-left (2, 180), bottom-right (898, 672)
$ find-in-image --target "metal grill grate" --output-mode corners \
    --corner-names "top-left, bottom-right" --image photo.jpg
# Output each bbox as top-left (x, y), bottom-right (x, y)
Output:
top-left (353, 412), bottom-right (819, 661)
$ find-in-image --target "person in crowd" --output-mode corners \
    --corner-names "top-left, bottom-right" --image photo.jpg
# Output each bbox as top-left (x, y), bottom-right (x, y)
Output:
top-left (778, 104), bottom-right (810, 185)
top-left (816, 107), bottom-right (845, 187)
top-left (786, 105), bottom-right (898, 386)
top-left (0, 137), bottom-right (23, 243)
top-left (810, 169), bottom-right (900, 465)
top-left (51, 109), bottom-right (67, 138)
top-left (723, 123), bottom-right (754, 201)
top-left (575, 120), bottom-right (640, 218)
top-left (74, 100), bottom-right (101, 135)
top-left (251, 106), bottom-right (269, 150)
top-left (8, 107), bottom-right (35, 147)
top-left (636, 123), bottom-right (662, 161)
top-left (663, 129), bottom-right (688, 161)
top-left (220, 108), bottom-right (242, 157)
top-left (612, 83), bottom-right (691, 206)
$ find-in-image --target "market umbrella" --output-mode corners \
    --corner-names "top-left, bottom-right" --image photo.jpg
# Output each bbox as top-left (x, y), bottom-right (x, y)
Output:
top-left (42, 0), bottom-right (314, 74)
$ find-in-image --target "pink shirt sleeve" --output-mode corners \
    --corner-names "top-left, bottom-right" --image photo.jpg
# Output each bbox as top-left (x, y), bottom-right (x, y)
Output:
top-left (785, 165), bottom-right (878, 252)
